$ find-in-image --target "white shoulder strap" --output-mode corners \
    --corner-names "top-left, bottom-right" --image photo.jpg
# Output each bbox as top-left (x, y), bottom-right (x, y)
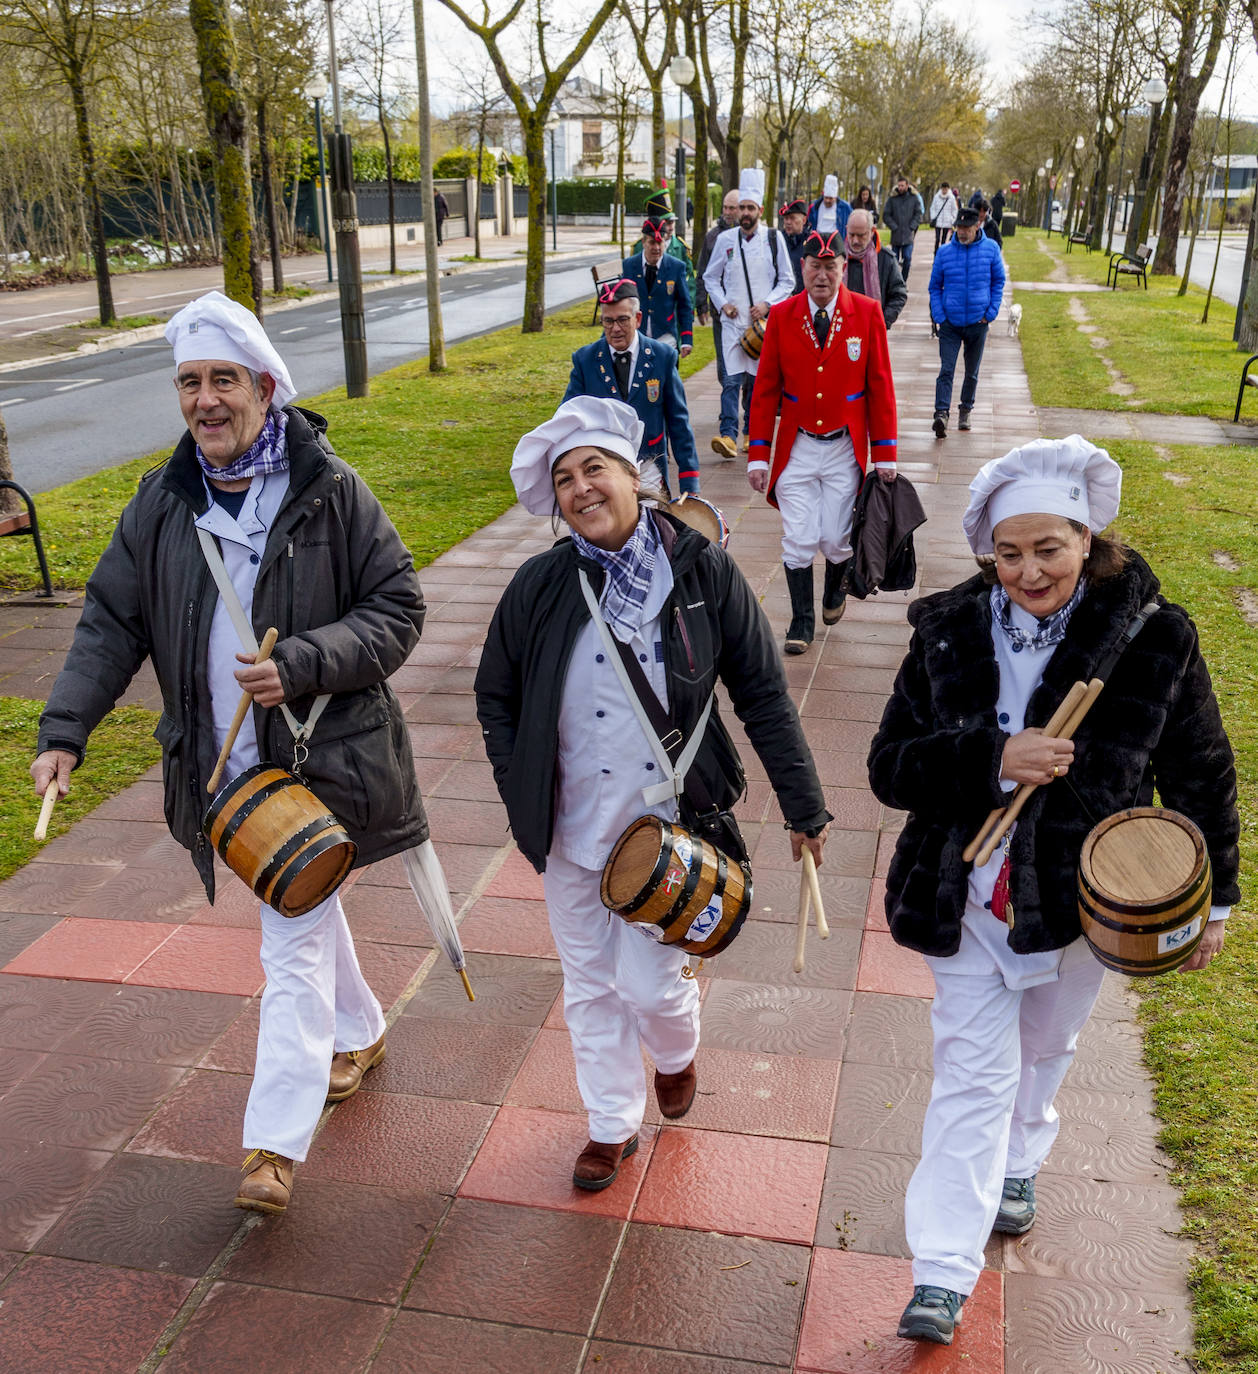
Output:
top-left (197, 526), bottom-right (330, 746)
top-left (578, 570), bottom-right (713, 808)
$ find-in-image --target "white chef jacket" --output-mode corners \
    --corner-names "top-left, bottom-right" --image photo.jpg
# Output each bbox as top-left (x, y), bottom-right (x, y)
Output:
top-left (702, 225), bottom-right (794, 378)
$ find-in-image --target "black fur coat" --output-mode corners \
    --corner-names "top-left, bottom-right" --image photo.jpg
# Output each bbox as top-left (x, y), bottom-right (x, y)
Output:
top-left (867, 553), bottom-right (1240, 957)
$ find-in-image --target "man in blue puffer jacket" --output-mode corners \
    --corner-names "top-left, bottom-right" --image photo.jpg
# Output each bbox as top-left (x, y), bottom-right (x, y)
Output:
top-left (928, 206), bottom-right (1006, 438)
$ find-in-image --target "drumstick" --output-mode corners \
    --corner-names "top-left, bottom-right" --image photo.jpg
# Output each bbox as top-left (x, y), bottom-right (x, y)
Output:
top-left (973, 677), bottom-right (1106, 868)
top-left (793, 864), bottom-right (811, 973)
top-left (803, 849), bottom-right (829, 939)
top-left (207, 627), bottom-right (279, 794)
top-left (962, 679), bottom-right (1090, 863)
top-left (33, 780), bottom-right (59, 842)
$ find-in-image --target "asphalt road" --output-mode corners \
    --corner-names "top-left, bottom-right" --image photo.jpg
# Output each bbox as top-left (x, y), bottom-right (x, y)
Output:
top-left (2, 258), bottom-right (600, 492)
top-left (1175, 232), bottom-right (1246, 306)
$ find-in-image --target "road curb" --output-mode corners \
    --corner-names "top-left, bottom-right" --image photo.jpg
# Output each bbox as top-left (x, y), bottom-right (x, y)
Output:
top-left (0, 247), bottom-right (599, 376)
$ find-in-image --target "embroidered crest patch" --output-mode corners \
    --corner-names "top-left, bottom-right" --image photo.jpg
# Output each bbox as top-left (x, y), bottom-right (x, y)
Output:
top-left (847, 336), bottom-right (862, 361)
top-left (646, 378), bottom-right (661, 402)
top-left (666, 280), bottom-right (674, 295)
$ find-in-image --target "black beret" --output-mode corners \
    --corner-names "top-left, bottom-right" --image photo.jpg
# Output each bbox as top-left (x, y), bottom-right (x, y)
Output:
top-left (598, 278), bottom-right (640, 304)
top-left (800, 229), bottom-right (843, 259)
top-left (956, 207), bottom-right (980, 226)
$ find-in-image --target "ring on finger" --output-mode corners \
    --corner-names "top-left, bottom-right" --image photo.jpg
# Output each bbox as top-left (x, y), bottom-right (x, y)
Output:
top-left (1051, 765), bottom-right (1060, 778)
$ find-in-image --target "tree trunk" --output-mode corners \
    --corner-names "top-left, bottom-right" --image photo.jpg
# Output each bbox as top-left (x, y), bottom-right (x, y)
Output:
top-left (1135, 97), bottom-right (1174, 251)
top-left (474, 112), bottom-right (487, 259)
top-left (381, 106), bottom-right (397, 274)
top-left (170, 147), bottom-right (195, 254)
top-left (0, 407), bottom-right (18, 518)
top-left (522, 125), bottom-right (548, 332)
top-left (257, 98), bottom-right (284, 292)
top-left (189, 0), bottom-right (262, 317)
top-left (66, 58), bottom-right (114, 325)
top-left (684, 6), bottom-right (708, 260)
top-left (650, 87), bottom-right (667, 187)
top-left (720, 0), bottom-right (748, 191)
top-left (412, 0), bottom-right (446, 368)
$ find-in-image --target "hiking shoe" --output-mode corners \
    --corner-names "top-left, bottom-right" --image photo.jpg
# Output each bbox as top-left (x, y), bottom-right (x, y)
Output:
top-left (711, 435), bottom-right (737, 460)
top-left (932, 411), bottom-right (948, 438)
top-left (994, 1174), bottom-right (1037, 1234)
top-left (958, 409), bottom-right (972, 431)
top-left (897, 1285), bottom-right (965, 1344)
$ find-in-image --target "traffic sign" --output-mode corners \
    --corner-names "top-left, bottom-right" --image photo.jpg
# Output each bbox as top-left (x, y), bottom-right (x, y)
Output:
top-left (1009, 178), bottom-right (1021, 193)
top-left (865, 164), bottom-right (878, 181)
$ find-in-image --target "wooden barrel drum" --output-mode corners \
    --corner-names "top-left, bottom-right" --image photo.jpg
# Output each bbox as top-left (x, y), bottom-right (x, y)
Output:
top-left (601, 816), bottom-right (750, 956)
top-left (203, 764), bottom-right (356, 918)
top-left (1077, 807), bottom-right (1210, 976)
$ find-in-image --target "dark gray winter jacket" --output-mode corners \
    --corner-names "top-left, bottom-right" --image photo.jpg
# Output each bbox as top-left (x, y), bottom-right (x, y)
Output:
top-left (38, 406), bottom-right (428, 900)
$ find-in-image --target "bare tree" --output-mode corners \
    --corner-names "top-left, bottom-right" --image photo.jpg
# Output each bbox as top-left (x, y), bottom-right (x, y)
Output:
top-left (619, 0), bottom-right (676, 183)
top-left (1237, 0), bottom-right (1258, 347)
top-left (749, 0), bottom-right (830, 210)
top-left (696, 0), bottom-right (750, 192)
top-left (189, 0), bottom-right (262, 315)
top-left (433, 0), bottom-right (619, 331)
top-left (594, 21), bottom-right (647, 250)
top-left (456, 62), bottom-right (507, 259)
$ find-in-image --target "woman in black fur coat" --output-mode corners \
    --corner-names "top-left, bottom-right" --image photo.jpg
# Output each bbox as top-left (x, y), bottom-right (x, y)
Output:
top-left (867, 437), bottom-right (1240, 1347)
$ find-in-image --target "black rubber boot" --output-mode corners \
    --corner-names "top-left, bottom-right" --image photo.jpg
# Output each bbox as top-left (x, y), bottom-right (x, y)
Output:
top-left (932, 410), bottom-right (948, 438)
top-left (783, 564), bottom-right (815, 655)
top-left (822, 560), bottom-right (849, 625)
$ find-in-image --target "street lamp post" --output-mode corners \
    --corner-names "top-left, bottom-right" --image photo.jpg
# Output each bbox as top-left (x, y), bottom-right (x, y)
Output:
top-left (1107, 116), bottom-right (1129, 252)
top-left (305, 75), bottom-right (333, 283)
top-left (1042, 156), bottom-right (1054, 232)
top-left (1126, 75), bottom-right (1168, 256)
top-left (668, 56), bottom-right (695, 239)
top-left (1066, 134), bottom-right (1085, 236)
top-left (545, 117), bottom-right (559, 252)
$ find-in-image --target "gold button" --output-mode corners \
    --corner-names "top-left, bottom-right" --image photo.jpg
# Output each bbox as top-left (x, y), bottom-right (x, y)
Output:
top-left (816, 419), bottom-right (823, 427)
top-left (817, 366), bottom-right (823, 373)
top-left (817, 392), bottom-right (823, 399)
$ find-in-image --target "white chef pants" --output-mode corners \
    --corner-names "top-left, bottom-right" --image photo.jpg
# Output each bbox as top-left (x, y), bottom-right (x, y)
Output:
top-left (905, 936), bottom-right (1105, 1294)
top-left (544, 854), bottom-right (700, 1144)
top-left (773, 431), bottom-right (863, 570)
top-left (242, 891), bottom-right (386, 1162)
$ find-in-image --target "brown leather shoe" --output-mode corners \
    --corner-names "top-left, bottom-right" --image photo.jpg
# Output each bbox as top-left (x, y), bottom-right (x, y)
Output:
top-left (655, 1060), bottom-right (698, 1119)
top-left (572, 1135), bottom-right (639, 1192)
top-left (235, 1149), bottom-right (293, 1215)
top-left (327, 1033), bottom-right (386, 1102)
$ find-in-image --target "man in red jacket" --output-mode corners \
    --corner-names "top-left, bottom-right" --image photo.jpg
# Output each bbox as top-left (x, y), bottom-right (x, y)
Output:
top-left (748, 230), bottom-right (898, 653)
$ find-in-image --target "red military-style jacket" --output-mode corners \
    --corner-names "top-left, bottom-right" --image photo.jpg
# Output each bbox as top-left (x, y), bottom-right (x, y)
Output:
top-left (748, 283), bottom-right (898, 509)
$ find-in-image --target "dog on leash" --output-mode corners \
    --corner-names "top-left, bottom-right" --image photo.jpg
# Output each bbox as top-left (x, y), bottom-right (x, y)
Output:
top-left (1007, 303), bottom-right (1023, 338)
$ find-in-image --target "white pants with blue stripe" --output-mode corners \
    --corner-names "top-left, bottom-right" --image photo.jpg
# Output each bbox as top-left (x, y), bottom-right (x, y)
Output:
top-left (773, 430), bottom-right (862, 569)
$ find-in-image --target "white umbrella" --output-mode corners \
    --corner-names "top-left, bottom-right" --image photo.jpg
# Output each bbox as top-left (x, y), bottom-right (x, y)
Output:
top-left (402, 840), bottom-right (475, 1000)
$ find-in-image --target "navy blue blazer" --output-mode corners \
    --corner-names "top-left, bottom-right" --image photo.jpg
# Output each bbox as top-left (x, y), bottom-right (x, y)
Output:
top-left (621, 252), bottom-right (694, 348)
top-left (562, 336), bottom-right (699, 493)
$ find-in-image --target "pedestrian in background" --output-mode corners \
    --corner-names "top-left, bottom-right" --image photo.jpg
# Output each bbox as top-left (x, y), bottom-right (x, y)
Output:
top-left (929, 182), bottom-right (958, 252)
top-left (434, 190), bottom-right (449, 245)
top-left (883, 174), bottom-right (923, 282)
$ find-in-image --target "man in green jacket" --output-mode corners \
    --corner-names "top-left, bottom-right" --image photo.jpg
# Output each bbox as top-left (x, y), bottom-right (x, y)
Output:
top-left (32, 292), bottom-right (428, 1219)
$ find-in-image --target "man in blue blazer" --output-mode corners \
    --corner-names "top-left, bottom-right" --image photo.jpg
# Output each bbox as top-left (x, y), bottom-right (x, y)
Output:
top-left (621, 218), bottom-right (694, 356)
top-left (563, 278), bottom-right (700, 496)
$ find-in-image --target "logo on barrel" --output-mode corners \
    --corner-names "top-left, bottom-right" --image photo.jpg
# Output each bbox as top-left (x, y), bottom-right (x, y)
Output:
top-left (662, 864), bottom-right (687, 896)
top-left (685, 899), bottom-right (723, 944)
top-left (674, 834), bottom-right (693, 867)
top-left (1159, 917), bottom-right (1201, 954)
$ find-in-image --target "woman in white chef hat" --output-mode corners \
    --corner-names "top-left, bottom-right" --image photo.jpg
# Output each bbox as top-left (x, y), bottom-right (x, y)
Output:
top-left (475, 396), bottom-right (831, 1192)
top-left (868, 435), bottom-right (1239, 1346)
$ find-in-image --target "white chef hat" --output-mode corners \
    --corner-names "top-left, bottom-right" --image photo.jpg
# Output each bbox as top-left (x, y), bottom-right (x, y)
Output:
top-left (510, 396), bottom-right (645, 516)
top-left (963, 435), bottom-right (1122, 554)
top-left (738, 167), bottom-right (765, 205)
top-left (823, 174), bottom-right (839, 198)
top-left (165, 290), bottom-right (297, 408)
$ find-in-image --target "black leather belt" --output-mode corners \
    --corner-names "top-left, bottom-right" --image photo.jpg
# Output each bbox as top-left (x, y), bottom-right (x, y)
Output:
top-left (799, 426), bottom-right (848, 441)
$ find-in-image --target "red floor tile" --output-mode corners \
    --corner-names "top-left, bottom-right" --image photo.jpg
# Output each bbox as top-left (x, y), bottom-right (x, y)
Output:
top-left (864, 877), bottom-right (888, 930)
top-left (3, 918), bottom-right (178, 983)
top-left (856, 931), bottom-right (936, 999)
top-left (459, 896), bottom-right (558, 958)
top-left (680, 1046), bottom-right (840, 1140)
top-left (223, 1180), bottom-right (447, 1302)
top-left (159, 1281), bottom-right (391, 1373)
top-left (583, 1346), bottom-right (788, 1372)
top-left (459, 1105), bottom-right (656, 1220)
top-left (125, 925), bottom-right (264, 996)
top-left (0, 974), bottom-right (115, 1051)
top-left (483, 848), bottom-right (546, 900)
top-left (128, 1069), bottom-right (252, 1165)
top-left (0, 863), bottom-right (120, 917)
top-left (340, 882), bottom-right (436, 946)
top-left (53, 986), bottom-right (245, 1065)
top-left (0, 1254), bottom-right (193, 1374)
top-left (197, 1001), bottom-right (259, 1074)
top-left (354, 939), bottom-right (426, 1008)
top-left (185, 879), bottom-right (260, 929)
top-left (796, 1250), bottom-right (1004, 1372)
top-left (66, 865), bottom-right (208, 923)
top-left (635, 1126), bottom-right (828, 1244)
top-left (504, 1027), bottom-right (659, 1120)
top-left (302, 1090), bottom-right (495, 1196)
top-left (371, 1312), bottom-right (585, 1374)
top-left (403, 1197), bottom-right (622, 1331)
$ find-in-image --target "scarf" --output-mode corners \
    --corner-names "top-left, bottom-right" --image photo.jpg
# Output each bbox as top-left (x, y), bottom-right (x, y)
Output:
top-left (990, 575), bottom-right (1088, 653)
top-left (845, 233), bottom-right (880, 301)
top-left (573, 506), bottom-right (659, 644)
top-left (197, 407), bottom-right (289, 484)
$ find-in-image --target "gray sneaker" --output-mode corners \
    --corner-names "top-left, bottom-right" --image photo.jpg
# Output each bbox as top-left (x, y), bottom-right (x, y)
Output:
top-left (897, 1285), bottom-right (965, 1344)
top-left (958, 409), bottom-right (972, 431)
top-left (994, 1174), bottom-right (1037, 1234)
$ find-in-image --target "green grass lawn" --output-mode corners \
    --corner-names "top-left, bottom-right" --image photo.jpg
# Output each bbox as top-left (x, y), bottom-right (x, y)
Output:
top-left (0, 299), bottom-right (713, 592)
top-left (1007, 229), bottom-right (1249, 419)
top-left (0, 698), bottom-right (160, 884)
top-left (1108, 439), bottom-right (1258, 1371)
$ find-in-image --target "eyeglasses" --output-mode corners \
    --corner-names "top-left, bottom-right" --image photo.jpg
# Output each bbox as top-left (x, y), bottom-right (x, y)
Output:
top-left (602, 315), bottom-right (635, 330)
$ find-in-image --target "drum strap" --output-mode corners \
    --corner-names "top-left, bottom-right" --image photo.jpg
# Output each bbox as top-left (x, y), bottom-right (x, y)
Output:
top-left (578, 570), bottom-right (713, 808)
top-left (197, 527), bottom-right (331, 754)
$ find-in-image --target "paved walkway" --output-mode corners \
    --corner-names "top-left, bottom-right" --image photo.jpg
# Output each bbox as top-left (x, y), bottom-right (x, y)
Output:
top-left (0, 279), bottom-right (1197, 1372)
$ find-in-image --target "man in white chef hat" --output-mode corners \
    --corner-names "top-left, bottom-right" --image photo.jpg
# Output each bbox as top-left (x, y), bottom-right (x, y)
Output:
top-left (33, 291), bottom-right (430, 1217)
top-left (701, 167), bottom-right (795, 460)
top-left (806, 173), bottom-right (852, 239)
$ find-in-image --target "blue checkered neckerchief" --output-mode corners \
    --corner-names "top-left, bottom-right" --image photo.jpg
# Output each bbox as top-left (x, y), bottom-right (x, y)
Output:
top-left (990, 575), bottom-right (1088, 653)
top-left (573, 506), bottom-right (659, 644)
top-left (197, 407), bottom-right (289, 484)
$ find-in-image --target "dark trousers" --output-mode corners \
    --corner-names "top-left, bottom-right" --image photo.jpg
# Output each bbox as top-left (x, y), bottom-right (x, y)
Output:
top-left (934, 320), bottom-right (989, 415)
top-left (933, 226), bottom-right (951, 252)
top-left (893, 240), bottom-right (914, 282)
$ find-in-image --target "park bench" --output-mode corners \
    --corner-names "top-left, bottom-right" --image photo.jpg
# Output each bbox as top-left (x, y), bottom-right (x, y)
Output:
top-left (0, 480), bottom-right (53, 598)
top-left (590, 259), bottom-right (625, 323)
top-left (1106, 244), bottom-right (1151, 290)
top-left (1065, 223), bottom-right (1094, 253)
top-left (1235, 354), bottom-right (1258, 423)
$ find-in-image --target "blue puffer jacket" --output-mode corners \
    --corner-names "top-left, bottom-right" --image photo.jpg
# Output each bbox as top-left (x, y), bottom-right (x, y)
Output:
top-left (928, 230), bottom-right (1006, 327)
